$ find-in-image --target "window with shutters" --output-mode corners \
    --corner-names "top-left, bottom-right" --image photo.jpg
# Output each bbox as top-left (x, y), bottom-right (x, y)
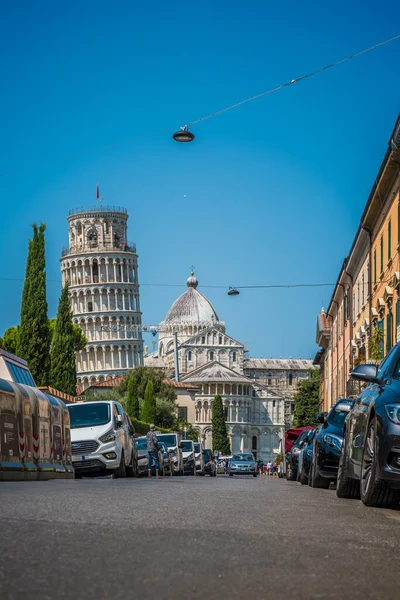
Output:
top-left (178, 406), bottom-right (188, 422)
top-left (386, 312), bottom-right (393, 354)
top-left (377, 319), bottom-right (384, 356)
top-left (352, 292), bottom-right (356, 322)
top-left (357, 281), bottom-right (360, 315)
top-left (388, 220), bottom-right (392, 261)
top-left (373, 250), bottom-right (377, 285)
top-left (380, 235), bottom-right (384, 274)
top-left (362, 272), bottom-right (365, 306)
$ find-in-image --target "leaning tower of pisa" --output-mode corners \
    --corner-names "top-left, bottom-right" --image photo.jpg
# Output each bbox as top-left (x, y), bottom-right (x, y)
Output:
top-left (60, 205), bottom-right (143, 390)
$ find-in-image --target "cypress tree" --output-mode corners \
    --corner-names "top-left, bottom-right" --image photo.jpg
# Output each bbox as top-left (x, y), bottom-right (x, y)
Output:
top-left (141, 380), bottom-right (156, 423)
top-left (49, 284), bottom-right (77, 396)
top-left (292, 369), bottom-right (320, 426)
top-left (126, 376), bottom-right (140, 420)
top-left (212, 394), bottom-right (231, 454)
top-left (17, 223), bottom-right (50, 385)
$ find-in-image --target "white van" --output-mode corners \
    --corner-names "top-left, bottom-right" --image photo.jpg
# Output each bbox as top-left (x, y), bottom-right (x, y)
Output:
top-left (181, 439), bottom-right (196, 475)
top-left (156, 433), bottom-right (183, 476)
top-left (68, 401), bottom-right (135, 478)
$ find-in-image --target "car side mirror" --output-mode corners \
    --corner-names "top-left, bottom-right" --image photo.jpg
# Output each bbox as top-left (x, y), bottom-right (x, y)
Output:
top-left (116, 414), bottom-right (123, 426)
top-left (316, 412), bottom-right (325, 424)
top-left (351, 363), bottom-right (380, 384)
top-left (179, 442), bottom-right (184, 449)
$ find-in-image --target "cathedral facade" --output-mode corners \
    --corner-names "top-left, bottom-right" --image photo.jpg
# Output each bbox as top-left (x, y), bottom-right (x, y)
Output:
top-left (145, 272), bottom-right (285, 462)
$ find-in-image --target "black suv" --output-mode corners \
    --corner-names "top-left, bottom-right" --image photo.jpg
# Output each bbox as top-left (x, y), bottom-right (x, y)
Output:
top-left (286, 429), bottom-right (313, 481)
top-left (309, 398), bottom-right (353, 489)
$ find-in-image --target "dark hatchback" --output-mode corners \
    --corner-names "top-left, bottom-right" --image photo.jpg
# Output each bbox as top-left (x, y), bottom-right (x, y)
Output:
top-left (337, 347), bottom-right (400, 507)
top-left (286, 429), bottom-right (314, 481)
top-left (297, 429), bottom-right (316, 485)
top-left (203, 449), bottom-right (216, 477)
top-left (309, 398), bottom-right (353, 488)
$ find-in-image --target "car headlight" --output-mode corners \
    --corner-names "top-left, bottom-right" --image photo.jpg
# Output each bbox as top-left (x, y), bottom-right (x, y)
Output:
top-left (385, 404), bottom-right (400, 424)
top-left (306, 449), bottom-right (313, 457)
top-left (323, 434), bottom-right (342, 450)
top-left (99, 429), bottom-right (116, 444)
top-left (292, 447), bottom-right (301, 455)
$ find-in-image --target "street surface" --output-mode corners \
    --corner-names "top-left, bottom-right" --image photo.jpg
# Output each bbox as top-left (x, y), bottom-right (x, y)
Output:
top-left (1, 475), bottom-right (400, 600)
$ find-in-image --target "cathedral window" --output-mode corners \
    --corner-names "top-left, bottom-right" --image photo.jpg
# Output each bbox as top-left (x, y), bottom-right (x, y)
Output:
top-left (232, 351), bottom-right (236, 362)
top-left (209, 351), bottom-right (214, 361)
top-left (88, 302), bottom-right (93, 312)
top-left (288, 373), bottom-right (293, 385)
top-left (187, 351), bottom-right (192, 361)
top-left (219, 336), bottom-right (222, 344)
top-left (202, 336), bottom-right (205, 344)
top-left (268, 376), bottom-right (272, 385)
top-left (252, 389), bottom-right (256, 397)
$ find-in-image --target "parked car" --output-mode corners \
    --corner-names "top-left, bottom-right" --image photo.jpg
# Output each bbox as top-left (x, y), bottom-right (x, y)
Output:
top-left (156, 433), bottom-right (183, 475)
top-left (286, 429), bottom-right (314, 481)
top-left (159, 442), bottom-right (173, 475)
top-left (193, 441), bottom-right (205, 475)
top-left (309, 398), bottom-right (353, 489)
top-left (337, 353), bottom-right (400, 507)
top-left (181, 439), bottom-right (196, 475)
top-left (135, 436), bottom-right (165, 476)
top-left (68, 401), bottom-right (136, 478)
top-left (285, 426), bottom-right (313, 454)
top-left (203, 449), bottom-right (216, 477)
top-left (228, 452), bottom-right (258, 477)
top-left (296, 429), bottom-right (316, 485)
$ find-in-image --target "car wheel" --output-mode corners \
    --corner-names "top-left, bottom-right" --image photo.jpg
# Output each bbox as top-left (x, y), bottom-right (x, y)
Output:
top-left (310, 454), bottom-right (330, 489)
top-left (253, 474), bottom-right (257, 478)
top-left (114, 452), bottom-right (126, 479)
top-left (229, 473), bottom-right (233, 477)
top-left (299, 468), bottom-right (308, 485)
top-left (286, 462), bottom-right (296, 481)
top-left (126, 452), bottom-right (135, 477)
top-left (336, 434), bottom-right (360, 499)
top-left (361, 418), bottom-right (399, 507)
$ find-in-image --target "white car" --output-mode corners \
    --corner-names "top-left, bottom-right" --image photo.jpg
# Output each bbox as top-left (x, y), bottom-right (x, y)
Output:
top-left (68, 401), bottom-right (136, 478)
top-left (157, 433), bottom-right (183, 475)
top-left (181, 439), bottom-right (196, 475)
top-left (193, 441), bottom-right (205, 475)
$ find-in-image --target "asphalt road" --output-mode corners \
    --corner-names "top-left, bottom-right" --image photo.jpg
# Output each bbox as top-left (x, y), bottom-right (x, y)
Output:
top-left (1, 474), bottom-right (400, 600)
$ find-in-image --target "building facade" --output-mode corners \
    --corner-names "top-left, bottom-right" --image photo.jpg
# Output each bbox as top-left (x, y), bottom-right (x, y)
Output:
top-left (145, 272), bottom-right (288, 461)
top-left (60, 205), bottom-right (143, 390)
top-left (315, 114), bottom-right (400, 410)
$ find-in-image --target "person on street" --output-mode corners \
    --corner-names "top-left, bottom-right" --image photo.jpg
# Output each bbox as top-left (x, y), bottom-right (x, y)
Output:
top-left (267, 460), bottom-right (272, 476)
top-left (147, 424), bottom-right (160, 478)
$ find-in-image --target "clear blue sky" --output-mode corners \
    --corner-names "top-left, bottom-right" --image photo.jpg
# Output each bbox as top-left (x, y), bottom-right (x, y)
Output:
top-left (1, 1), bottom-right (399, 359)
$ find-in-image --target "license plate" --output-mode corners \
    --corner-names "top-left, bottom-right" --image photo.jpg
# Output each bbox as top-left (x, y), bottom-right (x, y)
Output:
top-left (72, 455), bottom-right (86, 462)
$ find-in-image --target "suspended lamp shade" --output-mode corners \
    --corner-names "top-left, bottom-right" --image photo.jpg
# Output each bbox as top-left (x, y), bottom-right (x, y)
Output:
top-left (228, 287), bottom-right (240, 296)
top-left (173, 127), bottom-right (195, 142)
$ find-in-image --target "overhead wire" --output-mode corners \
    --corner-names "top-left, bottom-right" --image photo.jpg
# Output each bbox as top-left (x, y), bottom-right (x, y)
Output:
top-left (1, 33), bottom-right (399, 177)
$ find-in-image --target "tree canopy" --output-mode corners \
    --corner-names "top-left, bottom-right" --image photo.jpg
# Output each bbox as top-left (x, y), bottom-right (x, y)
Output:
top-left (126, 376), bottom-right (140, 420)
top-left (292, 369), bottom-right (321, 427)
top-left (212, 394), bottom-right (231, 454)
top-left (141, 380), bottom-right (156, 424)
top-left (16, 223), bottom-right (50, 386)
top-left (49, 284), bottom-right (77, 396)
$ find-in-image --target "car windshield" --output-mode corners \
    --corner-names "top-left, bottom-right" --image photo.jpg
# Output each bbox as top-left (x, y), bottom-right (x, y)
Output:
top-left (232, 453), bottom-right (254, 462)
top-left (193, 443), bottom-right (201, 453)
top-left (68, 403), bottom-right (111, 428)
top-left (181, 441), bottom-right (193, 452)
top-left (327, 409), bottom-right (349, 428)
top-left (136, 438), bottom-right (147, 450)
top-left (157, 434), bottom-right (177, 447)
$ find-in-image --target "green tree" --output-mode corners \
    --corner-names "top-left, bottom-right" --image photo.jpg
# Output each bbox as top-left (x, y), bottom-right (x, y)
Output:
top-left (126, 376), bottom-right (140, 420)
top-left (141, 380), bottom-right (156, 423)
top-left (17, 223), bottom-right (50, 385)
top-left (212, 394), bottom-right (230, 454)
top-left (0, 327), bottom-right (19, 354)
top-left (155, 397), bottom-right (177, 429)
top-left (48, 318), bottom-right (87, 351)
top-left (292, 369), bottom-right (320, 427)
top-left (49, 284), bottom-right (77, 395)
top-left (119, 366), bottom-right (176, 403)
top-left (368, 326), bottom-right (384, 362)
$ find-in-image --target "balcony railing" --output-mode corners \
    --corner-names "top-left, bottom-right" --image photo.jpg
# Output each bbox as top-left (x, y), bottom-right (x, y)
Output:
top-left (68, 205), bottom-right (127, 216)
top-left (62, 241), bottom-right (136, 256)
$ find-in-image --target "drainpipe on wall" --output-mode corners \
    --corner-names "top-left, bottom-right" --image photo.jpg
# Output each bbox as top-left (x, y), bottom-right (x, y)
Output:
top-left (362, 225), bottom-right (373, 358)
top-left (328, 299), bottom-right (339, 406)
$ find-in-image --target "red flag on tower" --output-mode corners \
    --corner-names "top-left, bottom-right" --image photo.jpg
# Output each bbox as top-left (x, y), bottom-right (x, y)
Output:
top-left (96, 184), bottom-right (99, 200)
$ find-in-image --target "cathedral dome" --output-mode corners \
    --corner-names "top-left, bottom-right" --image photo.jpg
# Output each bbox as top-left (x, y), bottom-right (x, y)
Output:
top-left (164, 273), bottom-right (219, 326)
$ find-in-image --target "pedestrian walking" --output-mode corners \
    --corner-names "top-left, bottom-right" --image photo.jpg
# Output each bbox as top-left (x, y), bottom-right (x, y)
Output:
top-left (267, 460), bottom-right (272, 476)
top-left (147, 424), bottom-right (160, 478)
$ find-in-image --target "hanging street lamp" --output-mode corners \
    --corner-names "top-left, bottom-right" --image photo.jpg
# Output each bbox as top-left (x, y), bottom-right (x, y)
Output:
top-left (173, 125), bottom-right (195, 143)
top-left (227, 287), bottom-right (240, 296)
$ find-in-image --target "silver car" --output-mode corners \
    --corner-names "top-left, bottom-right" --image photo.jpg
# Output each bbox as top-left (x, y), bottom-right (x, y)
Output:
top-left (228, 452), bottom-right (258, 477)
top-left (193, 442), bottom-right (205, 475)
